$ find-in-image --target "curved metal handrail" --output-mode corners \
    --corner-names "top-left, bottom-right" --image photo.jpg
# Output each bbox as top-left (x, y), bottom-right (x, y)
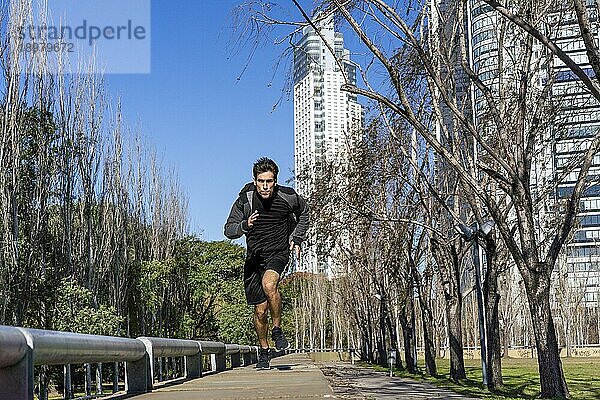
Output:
top-left (138, 336), bottom-right (200, 358)
top-left (0, 325), bottom-right (258, 399)
top-left (20, 328), bottom-right (146, 365)
top-left (0, 326), bottom-right (28, 368)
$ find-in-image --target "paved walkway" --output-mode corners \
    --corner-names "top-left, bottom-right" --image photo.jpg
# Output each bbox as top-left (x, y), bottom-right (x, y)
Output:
top-left (132, 353), bottom-right (334, 399)
top-left (319, 362), bottom-right (480, 399)
top-left (131, 354), bottom-right (479, 399)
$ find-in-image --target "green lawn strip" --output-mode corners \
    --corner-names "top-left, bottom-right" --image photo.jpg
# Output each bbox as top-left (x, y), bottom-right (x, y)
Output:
top-left (365, 357), bottom-right (600, 400)
top-left (561, 358), bottom-right (600, 400)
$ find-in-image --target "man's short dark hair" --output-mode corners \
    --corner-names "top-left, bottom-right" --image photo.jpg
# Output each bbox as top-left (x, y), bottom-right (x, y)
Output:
top-left (253, 157), bottom-right (279, 181)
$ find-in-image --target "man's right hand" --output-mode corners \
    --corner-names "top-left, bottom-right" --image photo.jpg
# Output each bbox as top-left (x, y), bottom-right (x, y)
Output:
top-left (247, 210), bottom-right (260, 228)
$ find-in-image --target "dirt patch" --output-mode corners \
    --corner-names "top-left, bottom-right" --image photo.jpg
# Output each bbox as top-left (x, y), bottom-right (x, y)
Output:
top-left (318, 362), bottom-right (370, 399)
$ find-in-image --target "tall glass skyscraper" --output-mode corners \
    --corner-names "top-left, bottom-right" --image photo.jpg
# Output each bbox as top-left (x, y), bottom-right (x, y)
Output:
top-left (293, 18), bottom-right (363, 274)
top-left (548, 3), bottom-right (600, 304)
top-left (436, 0), bottom-right (600, 304)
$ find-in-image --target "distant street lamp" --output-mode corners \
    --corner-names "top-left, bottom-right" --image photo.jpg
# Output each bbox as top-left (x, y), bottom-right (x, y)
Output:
top-left (455, 220), bottom-right (495, 388)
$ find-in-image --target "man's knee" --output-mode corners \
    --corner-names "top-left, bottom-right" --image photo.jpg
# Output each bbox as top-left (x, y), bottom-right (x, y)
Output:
top-left (263, 280), bottom-right (278, 296)
top-left (262, 271), bottom-right (280, 296)
top-left (255, 303), bottom-right (268, 320)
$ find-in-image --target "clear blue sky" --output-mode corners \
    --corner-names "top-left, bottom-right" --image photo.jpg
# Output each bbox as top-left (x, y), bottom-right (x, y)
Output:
top-left (105, 1), bottom-right (296, 241)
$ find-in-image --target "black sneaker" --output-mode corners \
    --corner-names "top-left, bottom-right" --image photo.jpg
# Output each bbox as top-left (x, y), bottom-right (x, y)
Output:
top-left (256, 347), bottom-right (270, 370)
top-left (272, 326), bottom-right (290, 351)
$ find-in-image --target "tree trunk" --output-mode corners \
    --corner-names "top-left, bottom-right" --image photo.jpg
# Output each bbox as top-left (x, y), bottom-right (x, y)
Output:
top-left (484, 275), bottom-right (503, 390)
top-left (399, 294), bottom-right (417, 373)
top-left (502, 323), bottom-right (511, 358)
top-left (360, 331), bottom-right (370, 362)
top-left (387, 307), bottom-right (402, 369)
top-left (420, 304), bottom-right (437, 376)
top-left (482, 236), bottom-right (503, 390)
top-left (378, 295), bottom-right (387, 366)
top-left (526, 271), bottom-right (569, 399)
top-left (447, 296), bottom-right (467, 381)
top-left (565, 318), bottom-right (572, 357)
top-left (413, 258), bottom-right (437, 376)
top-left (366, 303), bottom-right (375, 362)
top-left (431, 238), bottom-right (466, 381)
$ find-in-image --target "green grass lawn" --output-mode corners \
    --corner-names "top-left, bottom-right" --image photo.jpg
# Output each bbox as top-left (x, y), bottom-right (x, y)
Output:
top-left (371, 357), bottom-right (600, 399)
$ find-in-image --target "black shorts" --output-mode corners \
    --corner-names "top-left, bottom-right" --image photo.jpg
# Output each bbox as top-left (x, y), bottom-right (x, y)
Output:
top-left (244, 252), bottom-right (289, 305)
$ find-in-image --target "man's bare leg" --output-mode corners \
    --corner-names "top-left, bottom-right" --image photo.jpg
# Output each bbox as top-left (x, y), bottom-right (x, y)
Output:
top-left (254, 301), bottom-right (270, 348)
top-left (262, 270), bottom-right (282, 327)
top-left (263, 269), bottom-right (290, 350)
top-left (254, 301), bottom-right (271, 370)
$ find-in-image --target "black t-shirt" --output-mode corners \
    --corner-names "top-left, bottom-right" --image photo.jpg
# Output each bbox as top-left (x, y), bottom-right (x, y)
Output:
top-left (246, 187), bottom-right (291, 261)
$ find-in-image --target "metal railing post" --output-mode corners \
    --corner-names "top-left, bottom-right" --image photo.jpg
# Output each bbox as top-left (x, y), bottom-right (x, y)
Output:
top-left (137, 337), bottom-right (202, 385)
top-left (85, 363), bottom-right (92, 396)
top-left (215, 354), bottom-right (226, 371)
top-left (0, 326), bottom-right (33, 400)
top-left (231, 353), bottom-right (241, 368)
top-left (158, 357), bottom-right (163, 381)
top-left (112, 362), bottom-right (119, 393)
top-left (125, 352), bottom-right (150, 394)
top-left (226, 344), bottom-right (241, 368)
top-left (63, 364), bottom-right (73, 400)
top-left (135, 338), bottom-right (155, 391)
top-left (185, 352), bottom-right (202, 379)
top-left (96, 363), bottom-right (103, 394)
top-left (241, 346), bottom-right (253, 366)
top-left (199, 341), bottom-right (226, 372)
top-left (0, 352), bottom-right (34, 400)
top-left (39, 365), bottom-right (48, 400)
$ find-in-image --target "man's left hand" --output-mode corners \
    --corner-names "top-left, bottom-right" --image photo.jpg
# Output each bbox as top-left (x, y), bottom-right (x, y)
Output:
top-left (289, 241), bottom-right (301, 259)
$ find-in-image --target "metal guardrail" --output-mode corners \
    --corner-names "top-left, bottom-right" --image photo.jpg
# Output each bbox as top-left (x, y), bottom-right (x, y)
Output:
top-left (23, 328), bottom-right (147, 365)
top-left (0, 326), bottom-right (29, 369)
top-left (0, 325), bottom-right (258, 400)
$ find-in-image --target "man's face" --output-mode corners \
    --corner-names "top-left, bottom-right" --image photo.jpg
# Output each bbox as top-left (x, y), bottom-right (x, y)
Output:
top-left (254, 171), bottom-right (276, 199)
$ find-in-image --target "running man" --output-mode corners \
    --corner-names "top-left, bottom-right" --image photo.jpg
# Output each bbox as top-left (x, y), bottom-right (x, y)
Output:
top-left (224, 157), bottom-right (309, 369)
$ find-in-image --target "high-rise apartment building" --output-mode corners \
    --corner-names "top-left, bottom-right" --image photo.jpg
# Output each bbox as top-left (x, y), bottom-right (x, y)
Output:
top-left (548, 3), bottom-right (600, 305)
top-left (292, 18), bottom-right (363, 274)
top-left (440, 0), bottom-right (600, 304)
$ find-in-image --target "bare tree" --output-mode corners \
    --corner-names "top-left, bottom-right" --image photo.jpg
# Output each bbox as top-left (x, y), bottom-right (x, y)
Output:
top-left (232, 1), bottom-right (600, 396)
top-left (0, 0), bottom-right (189, 341)
top-left (297, 1), bottom-right (595, 397)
